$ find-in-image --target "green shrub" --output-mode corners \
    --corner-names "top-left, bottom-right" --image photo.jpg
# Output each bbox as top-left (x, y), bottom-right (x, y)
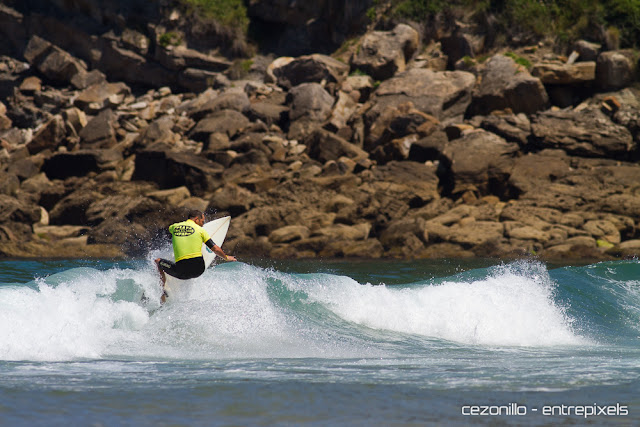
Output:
top-left (393, 0), bottom-right (449, 20)
top-left (159, 31), bottom-right (182, 48)
top-left (180, 0), bottom-right (249, 33)
top-left (606, 0), bottom-right (640, 46)
top-left (367, 6), bottom-right (377, 22)
top-left (372, 0), bottom-right (640, 49)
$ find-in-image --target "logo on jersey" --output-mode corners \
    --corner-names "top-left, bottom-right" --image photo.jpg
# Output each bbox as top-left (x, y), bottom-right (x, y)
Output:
top-left (173, 225), bottom-right (195, 236)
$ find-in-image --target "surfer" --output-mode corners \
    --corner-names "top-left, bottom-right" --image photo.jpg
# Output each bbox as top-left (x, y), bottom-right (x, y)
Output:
top-left (155, 210), bottom-right (236, 303)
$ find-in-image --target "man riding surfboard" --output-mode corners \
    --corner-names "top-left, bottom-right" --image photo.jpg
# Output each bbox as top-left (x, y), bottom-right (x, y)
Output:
top-left (155, 210), bottom-right (236, 303)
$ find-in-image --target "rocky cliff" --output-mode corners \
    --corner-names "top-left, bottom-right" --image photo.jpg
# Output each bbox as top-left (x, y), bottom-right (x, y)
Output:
top-left (1, 1), bottom-right (640, 261)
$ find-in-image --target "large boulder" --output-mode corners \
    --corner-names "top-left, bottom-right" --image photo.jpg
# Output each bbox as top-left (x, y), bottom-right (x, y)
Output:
top-left (155, 45), bottom-right (231, 72)
top-left (367, 68), bottom-right (475, 123)
top-left (351, 24), bottom-right (419, 81)
top-left (508, 151), bottom-right (572, 197)
top-left (247, 101), bottom-right (289, 127)
top-left (441, 130), bottom-right (519, 197)
top-left (467, 54), bottom-right (549, 117)
top-left (132, 146), bottom-right (224, 196)
top-left (531, 107), bottom-right (635, 159)
top-left (133, 115), bottom-right (181, 148)
top-left (287, 82), bottom-right (335, 122)
top-left (531, 61), bottom-right (596, 85)
top-left (0, 194), bottom-right (40, 224)
top-left (207, 184), bottom-right (258, 217)
top-left (79, 109), bottom-right (118, 148)
top-left (26, 115), bottom-right (66, 154)
top-left (189, 109), bottom-right (250, 142)
top-left (23, 35), bottom-right (87, 85)
top-left (304, 129), bottom-right (369, 163)
top-left (74, 81), bottom-right (131, 112)
top-left (98, 40), bottom-right (175, 88)
top-left (271, 54), bottom-right (349, 89)
top-left (326, 90), bottom-right (359, 132)
top-left (365, 101), bottom-right (440, 158)
top-left (177, 68), bottom-right (226, 93)
top-left (42, 149), bottom-right (123, 180)
top-left (364, 161), bottom-right (440, 223)
top-left (179, 89), bottom-right (250, 121)
top-left (49, 188), bottom-right (104, 225)
top-left (478, 113), bottom-right (531, 146)
top-left (596, 51), bottom-right (634, 90)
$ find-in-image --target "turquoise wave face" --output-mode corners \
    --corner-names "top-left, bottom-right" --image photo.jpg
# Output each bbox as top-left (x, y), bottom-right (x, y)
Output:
top-left (1, 258), bottom-right (639, 362)
top-left (551, 260), bottom-right (640, 344)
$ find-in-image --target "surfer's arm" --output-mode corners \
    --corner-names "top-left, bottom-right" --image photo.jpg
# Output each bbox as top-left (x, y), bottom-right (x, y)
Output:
top-left (205, 239), bottom-right (237, 261)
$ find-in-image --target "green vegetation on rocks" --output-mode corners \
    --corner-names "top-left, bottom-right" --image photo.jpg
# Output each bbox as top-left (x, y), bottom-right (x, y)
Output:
top-left (388, 0), bottom-right (640, 48)
top-left (180, 0), bottom-right (249, 33)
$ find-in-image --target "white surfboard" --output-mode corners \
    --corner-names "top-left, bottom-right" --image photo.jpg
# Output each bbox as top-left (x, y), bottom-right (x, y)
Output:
top-left (164, 216), bottom-right (231, 296)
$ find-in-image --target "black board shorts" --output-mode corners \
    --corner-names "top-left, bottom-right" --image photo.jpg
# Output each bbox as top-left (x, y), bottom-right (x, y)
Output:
top-left (158, 257), bottom-right (205, 280)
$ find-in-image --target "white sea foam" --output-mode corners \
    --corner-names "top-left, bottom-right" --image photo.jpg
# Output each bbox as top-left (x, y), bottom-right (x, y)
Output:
top-left (294, 261), bottom-right (587, 347)
top-left (0, 260), bottom-right (586, 362)
top-left (0, 262), bottom-right (373, 361)
top-left (0, 267), bottom-right (151, 361)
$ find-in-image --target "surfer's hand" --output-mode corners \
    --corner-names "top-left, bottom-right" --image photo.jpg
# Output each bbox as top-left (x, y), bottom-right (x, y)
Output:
top-left (225, 255), bottom-right (237, 262)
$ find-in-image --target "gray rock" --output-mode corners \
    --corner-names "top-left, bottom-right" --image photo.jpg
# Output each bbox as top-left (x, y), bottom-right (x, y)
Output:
top-left (190, 109), bottom-right (250, 142)
top-left (79, 109), bottom-right (117, 148)
top-left (287, 82), bottom-right (335, 122)
top-left (478, 113), bottom-right (531, 145)
top-left (368, 68), bottom-right (475, 122)
top-left (573, 40), bottom-right (600, 62)
top-left (27, 115), bottom-right (66, 154)
top-left (74, 81), bottom-right (131, 113)
top-left (272, 54), bottom-right (349, 89)
top-left (531, 107), bottom-right (634, 158)
top-left (441, 130), bottom-right (519, 197)
top-left (531, 61), bottom-right (596, 85)
top-left (23, 35), bottom-right (87, 85)
top-left (468, 54), bottom-right (548, 116)
top-left (304, 129), bottom-right (368, 164)
top-left (351, 24), bottom-right (419, 81)
top-left (0, 194), bottom-right (40, 223)
top-left (178, 89), bottom-right (250, 120)
top-left (596, 51), bottom-right (633, 90)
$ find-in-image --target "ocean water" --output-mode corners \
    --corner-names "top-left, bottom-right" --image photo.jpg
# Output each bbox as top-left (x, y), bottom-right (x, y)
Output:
top-left (1, 254), bottom-right (639, 426)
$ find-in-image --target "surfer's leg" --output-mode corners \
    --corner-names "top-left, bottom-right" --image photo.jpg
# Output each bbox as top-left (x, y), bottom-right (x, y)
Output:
top-left (155, 258), bottom-right (172, 303)
top-left (154, 258), bottom-right (167, 285)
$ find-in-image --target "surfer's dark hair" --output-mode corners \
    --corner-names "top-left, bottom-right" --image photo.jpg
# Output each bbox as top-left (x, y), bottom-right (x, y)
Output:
top-left (187, 210), bottom-right (204, 219)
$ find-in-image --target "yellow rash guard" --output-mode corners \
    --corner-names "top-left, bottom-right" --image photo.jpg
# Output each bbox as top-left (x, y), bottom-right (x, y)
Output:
top-left (169, 219), bottom-right (212, 262)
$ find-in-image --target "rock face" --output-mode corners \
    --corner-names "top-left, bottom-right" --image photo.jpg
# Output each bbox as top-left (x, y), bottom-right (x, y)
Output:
top-left (468, 55), bottom-right (549, 116)
top-left (1, 1), bottom-right (640, 261)
top-left (351, 24), bottom-right (420, 81)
